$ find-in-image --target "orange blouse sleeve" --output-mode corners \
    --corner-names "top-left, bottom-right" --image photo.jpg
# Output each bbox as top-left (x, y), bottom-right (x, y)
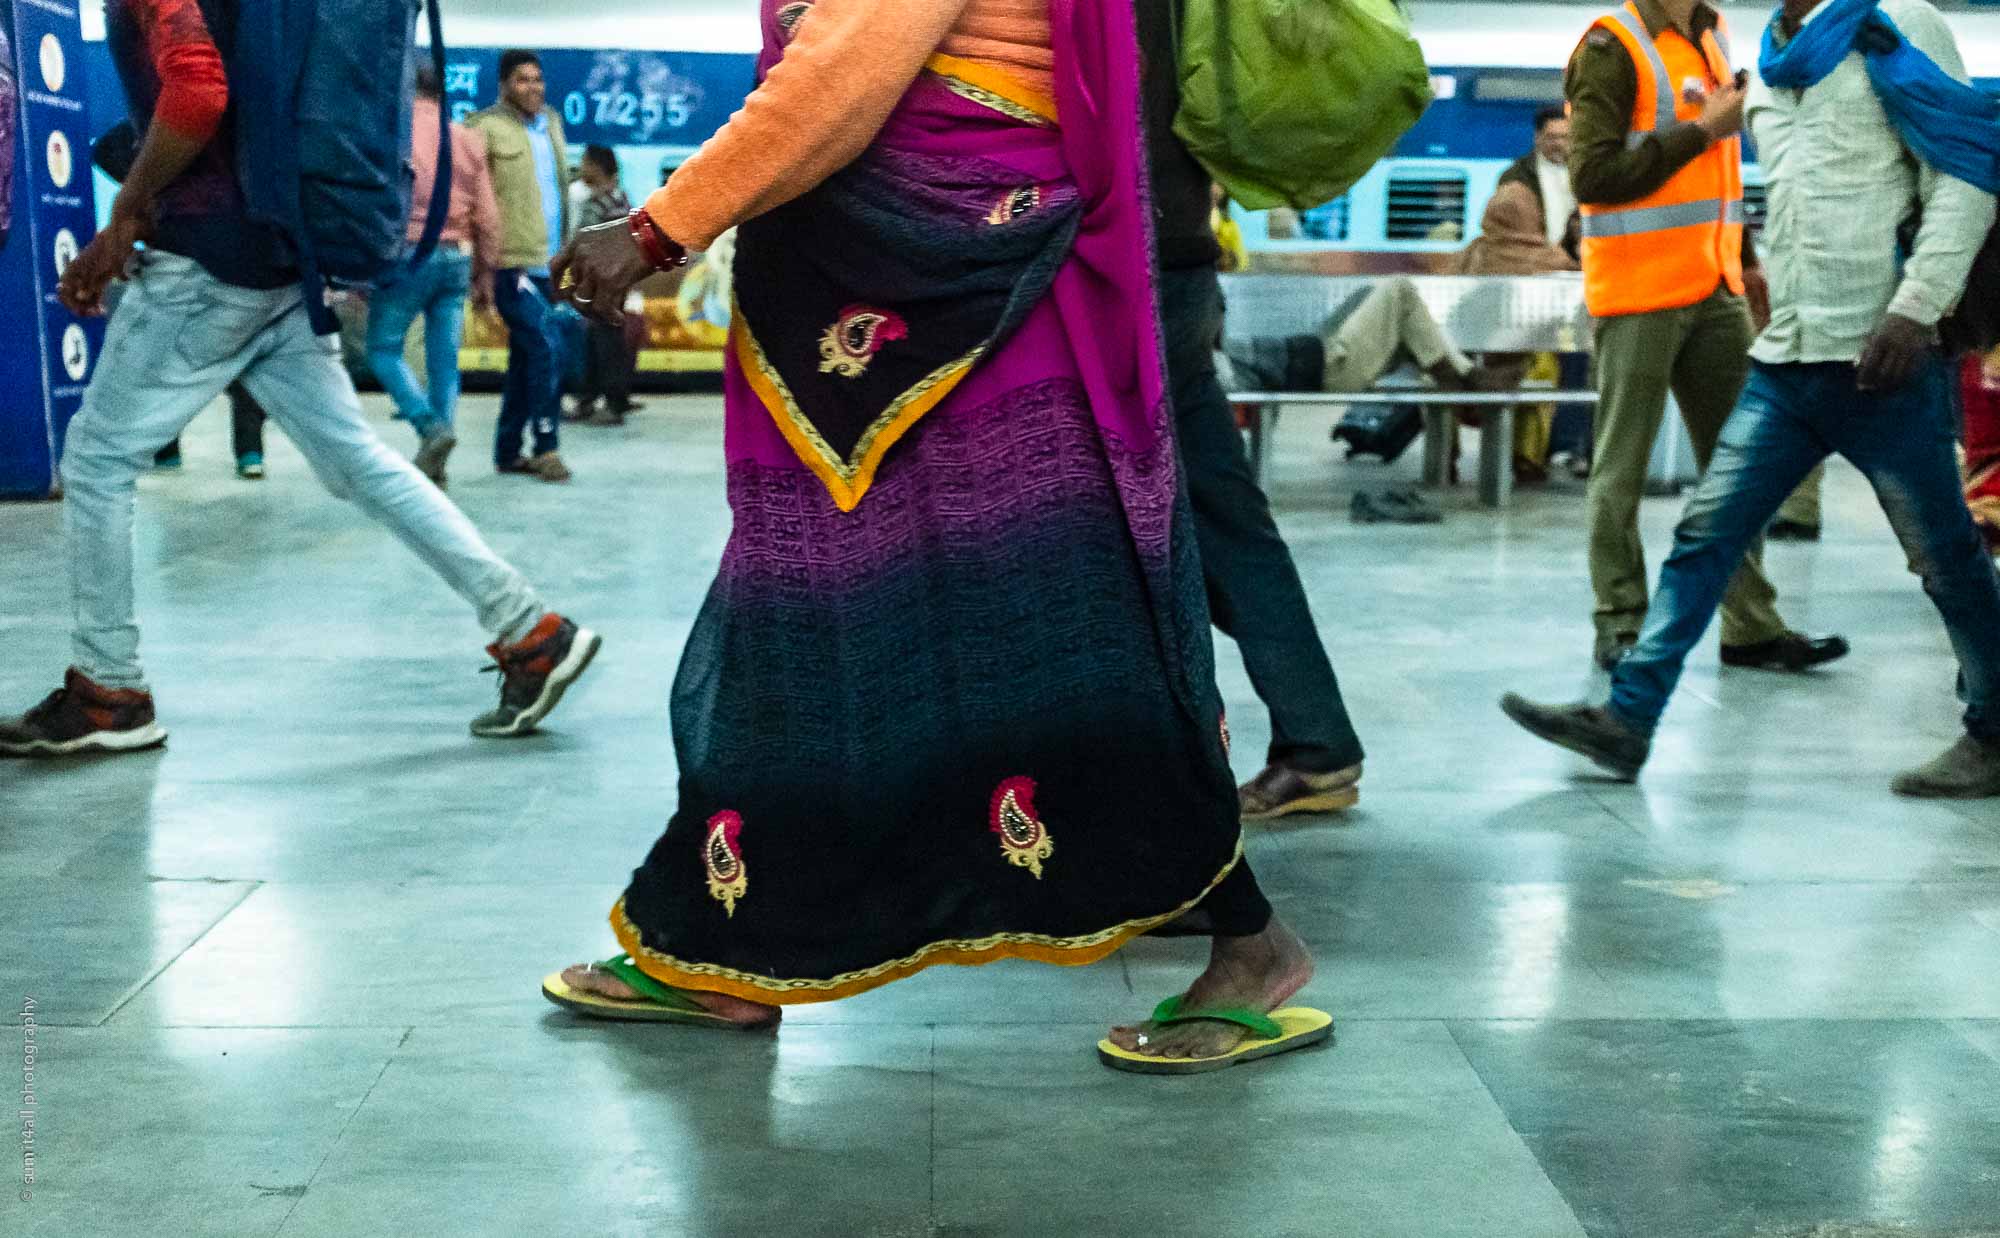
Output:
top-left (645, 0), bottom-right (975, 252)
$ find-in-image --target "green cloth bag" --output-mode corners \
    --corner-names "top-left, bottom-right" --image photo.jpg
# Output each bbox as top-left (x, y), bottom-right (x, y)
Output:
top-left (1174, 0), bottom-right (1434, 211)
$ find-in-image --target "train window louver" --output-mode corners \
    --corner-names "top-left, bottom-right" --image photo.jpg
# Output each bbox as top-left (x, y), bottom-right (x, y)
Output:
top-left (1741, 182), bottom-right (1769, 235)
top-left (1385, 171), bottom-right (1468, 241)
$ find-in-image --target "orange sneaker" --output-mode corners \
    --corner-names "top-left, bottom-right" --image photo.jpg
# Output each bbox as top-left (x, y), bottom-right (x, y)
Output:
top-left (470, 615), bottom-right (602, 738)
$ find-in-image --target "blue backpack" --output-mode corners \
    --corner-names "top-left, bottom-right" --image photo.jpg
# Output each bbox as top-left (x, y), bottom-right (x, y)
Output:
top-left (228, 0), bottom-right (452, 333)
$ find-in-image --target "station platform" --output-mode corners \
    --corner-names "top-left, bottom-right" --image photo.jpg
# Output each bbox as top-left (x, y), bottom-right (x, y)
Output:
top-left (4, 392), bottom-right (1997, 1237)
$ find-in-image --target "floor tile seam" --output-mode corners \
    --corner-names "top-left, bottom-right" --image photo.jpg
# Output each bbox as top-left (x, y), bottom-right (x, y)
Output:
top-left (927, 1025), bottom-right (938, 1228)
top-left (71, 875), bottom-right (2000, 891)
top-left (103, 1014), bottom-right (2000, 1030)
top-left (1948, 1019), bottom-right (2000, 1067)
top-left (1578, 786), bottom-right (1652, 840)
top-left (95, 879), bottom-right (264, 1029)
top-left (1438, 1015), bottom-right (1965, 1026)
top-left (48, 1023), bottom-right (446, 1032)
top-left (1438, 1019), bottom-right (1593, 1238)
top-left (271, 1026), bottom-right (415, 1237)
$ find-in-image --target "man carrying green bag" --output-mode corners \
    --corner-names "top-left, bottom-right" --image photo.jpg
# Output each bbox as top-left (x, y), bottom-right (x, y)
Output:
top-left (1142, 0), bottom-right (1431, 823)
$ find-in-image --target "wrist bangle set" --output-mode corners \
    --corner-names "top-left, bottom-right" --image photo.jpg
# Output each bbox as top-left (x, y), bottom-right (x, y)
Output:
top-left (627, 209), bottom-right (691, 272)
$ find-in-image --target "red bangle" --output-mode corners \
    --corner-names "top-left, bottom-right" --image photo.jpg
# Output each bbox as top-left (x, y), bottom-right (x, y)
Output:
top-left (627, 208), bottom-right (690, 272)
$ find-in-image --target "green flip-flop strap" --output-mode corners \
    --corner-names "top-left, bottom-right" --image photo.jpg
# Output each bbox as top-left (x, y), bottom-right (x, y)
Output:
top-left (595, 954), bottom-right (709, 1014)
top-left (1149, 994), bottom-right (1285, 1041)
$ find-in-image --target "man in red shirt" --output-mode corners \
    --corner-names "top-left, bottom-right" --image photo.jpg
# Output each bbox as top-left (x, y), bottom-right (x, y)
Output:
top-left (0, 0), bottom-right (600, 756)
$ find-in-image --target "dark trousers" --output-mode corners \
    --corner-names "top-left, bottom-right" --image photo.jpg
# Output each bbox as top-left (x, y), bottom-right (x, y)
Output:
top-left (579, 321), bottom-right (636, 410)
top-left (1161, 264), bottom-right (1365, 773)
top-left (1200, 861), bottom-right (1273, 937)
top-left (154, 383), bottom-right (266, 463)
top-left (493, 269), bottom-right (561, 466)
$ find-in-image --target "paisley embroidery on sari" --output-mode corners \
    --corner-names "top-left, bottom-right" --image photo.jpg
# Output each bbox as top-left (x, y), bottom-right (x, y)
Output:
top-left (986, 186), bottom-right (1044, 226)
top-left (819, 306), bottom-right (909, 378)
top-left (775, 0), bottom-right (813, 41)
top-left (704, 811), bottom-right (748, 917)
top-left (990, 777), bottom-right (1055, 879)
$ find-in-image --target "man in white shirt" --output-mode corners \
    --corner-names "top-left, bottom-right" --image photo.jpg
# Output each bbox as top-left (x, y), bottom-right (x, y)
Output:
top-left (1502, 0), bottom-right (2000, 798)
top-left (1537, 111), bottom-right (1578, 246)
top-left (1498, 106), bottom-right (1581, 249)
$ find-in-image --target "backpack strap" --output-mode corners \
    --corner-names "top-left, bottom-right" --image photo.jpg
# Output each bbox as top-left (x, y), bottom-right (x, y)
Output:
top-left (407, 0), bottom-right (452, 272)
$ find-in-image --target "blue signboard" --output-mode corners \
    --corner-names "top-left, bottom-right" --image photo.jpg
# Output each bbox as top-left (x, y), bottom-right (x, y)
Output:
top-left (0, 0), bottom-right (102, 498)
top-left (441, 48), bottom-right (756, 149)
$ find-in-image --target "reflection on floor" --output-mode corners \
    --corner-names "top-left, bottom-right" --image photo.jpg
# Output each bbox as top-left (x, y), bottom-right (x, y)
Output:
top-left (3, 393), bottom-right (1999, 1237)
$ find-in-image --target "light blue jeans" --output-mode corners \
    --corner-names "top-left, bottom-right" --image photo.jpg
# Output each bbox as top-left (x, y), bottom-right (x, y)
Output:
top-left (366, 246), bottom-right (473, 438)
top-left (1610, 357), bottom-right (2000, 742)
top-left (62, 252), bottom-right (544, 690)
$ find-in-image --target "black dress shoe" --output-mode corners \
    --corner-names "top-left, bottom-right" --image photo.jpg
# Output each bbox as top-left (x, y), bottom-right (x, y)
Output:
top-left (1721, 631), bottom-right (1850, 672)
top-left (1768, 519), bottom-right (1822, 542)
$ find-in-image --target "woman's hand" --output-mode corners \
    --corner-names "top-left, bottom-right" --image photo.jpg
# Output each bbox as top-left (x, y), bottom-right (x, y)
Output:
top-left (551, 219), bottom-right (657, 326)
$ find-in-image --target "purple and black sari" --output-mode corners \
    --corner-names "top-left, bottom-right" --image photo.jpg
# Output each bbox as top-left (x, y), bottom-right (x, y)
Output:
top-left (612, 0), bottom-right (1242, 1004)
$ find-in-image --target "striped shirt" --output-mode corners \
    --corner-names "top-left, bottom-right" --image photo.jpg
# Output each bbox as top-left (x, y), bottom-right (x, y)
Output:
top-left (1747, 0), bottom-right (1997, 364)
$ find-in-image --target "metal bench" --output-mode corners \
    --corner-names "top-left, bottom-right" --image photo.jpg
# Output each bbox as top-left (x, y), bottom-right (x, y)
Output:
top-left (1228, 388), bottom-right (1600, 509)
top-left (1219, 272), bottom-right (1596, 508)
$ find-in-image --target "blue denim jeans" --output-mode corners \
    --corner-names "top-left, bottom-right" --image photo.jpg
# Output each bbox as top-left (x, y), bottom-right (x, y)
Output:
top-left (492, 268), bottom-right (560, 467)
top-left (366, 246), bottom-right (473, 439)
top-left (1610, 357), bottom-right (2000, 741)
top-left (63, 253), bottom-right (544, 689)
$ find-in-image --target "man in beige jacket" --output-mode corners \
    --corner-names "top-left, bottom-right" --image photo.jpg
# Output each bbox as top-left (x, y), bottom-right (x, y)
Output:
top-left (468, 50), bottom-right (573, 483)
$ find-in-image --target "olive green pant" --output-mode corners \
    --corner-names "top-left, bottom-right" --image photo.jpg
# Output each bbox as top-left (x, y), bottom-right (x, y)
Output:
top-left (1777, 463), bottom-right (1826, 528)
top-left (1588, 288), bottom-right (1787, 647)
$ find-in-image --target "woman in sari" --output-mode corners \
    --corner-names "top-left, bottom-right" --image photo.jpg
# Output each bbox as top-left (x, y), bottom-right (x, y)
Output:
top-left (543, 0), bottom-right (1328, 1073)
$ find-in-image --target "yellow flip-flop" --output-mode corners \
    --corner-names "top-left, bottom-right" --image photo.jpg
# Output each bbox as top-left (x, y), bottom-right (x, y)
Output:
top-left (1097, 996), bottom-right (1333, 1075)
top-left (541, 954), bottom-right (775, 1029)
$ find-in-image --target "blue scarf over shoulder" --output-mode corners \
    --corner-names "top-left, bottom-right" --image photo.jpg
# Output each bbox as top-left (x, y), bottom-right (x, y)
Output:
top-left (1759, 0), bottom-right (2000, 192)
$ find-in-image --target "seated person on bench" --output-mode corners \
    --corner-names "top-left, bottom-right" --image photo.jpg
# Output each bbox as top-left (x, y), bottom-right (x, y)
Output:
top-left (1219, 277), bottom-right (1521, 397)
top-left (1458, 179), bottom-right (1584, 483)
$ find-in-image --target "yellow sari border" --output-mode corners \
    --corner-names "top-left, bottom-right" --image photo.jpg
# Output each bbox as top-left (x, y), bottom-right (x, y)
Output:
top-left (733, 310), bottom-right (984, 514)
top-left (610, 836), bottom-right (1245, 1007)
top-left (924, 53), bottom-right (1059, 127)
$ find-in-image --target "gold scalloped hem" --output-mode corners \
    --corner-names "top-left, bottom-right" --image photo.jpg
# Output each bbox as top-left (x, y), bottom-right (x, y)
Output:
top-left (609, 838), bottom-right (1242, 1007)
top-left (924, 53), bottom-right (1058, 127)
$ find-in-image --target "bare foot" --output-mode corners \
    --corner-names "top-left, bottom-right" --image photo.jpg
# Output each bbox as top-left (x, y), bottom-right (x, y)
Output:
top-left (561, 962), bottom-right (782, 1028)
top-left (1108, 917), bottom-right (1314, 1060)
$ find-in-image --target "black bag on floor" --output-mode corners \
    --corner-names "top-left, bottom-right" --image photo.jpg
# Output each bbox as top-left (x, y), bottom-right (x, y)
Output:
top-left (1333, 404), bottom-right (1424, 463)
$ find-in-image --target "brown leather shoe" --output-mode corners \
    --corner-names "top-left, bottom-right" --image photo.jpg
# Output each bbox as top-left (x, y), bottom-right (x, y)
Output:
top-left (530, 452), bottom-right (572, 483)
top-left (1499, 693), bottom-right (1649, 781)
top-left (1892, 734), bottom-right (2000, 799)
top-left (1239, 762), bottom-right (1362, 822)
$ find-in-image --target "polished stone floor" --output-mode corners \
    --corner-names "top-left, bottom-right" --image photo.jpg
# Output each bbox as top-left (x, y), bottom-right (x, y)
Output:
top-left (3, 393), bottom-right (1999, 1237)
